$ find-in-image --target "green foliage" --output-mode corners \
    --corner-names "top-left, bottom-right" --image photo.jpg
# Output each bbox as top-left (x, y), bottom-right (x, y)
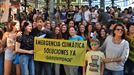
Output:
top-left (0, 23), bottom-right (5, 29)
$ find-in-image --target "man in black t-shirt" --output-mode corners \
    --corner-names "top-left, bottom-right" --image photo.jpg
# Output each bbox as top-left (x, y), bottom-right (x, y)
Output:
top-left (67, 5), bottom-right (75, 23)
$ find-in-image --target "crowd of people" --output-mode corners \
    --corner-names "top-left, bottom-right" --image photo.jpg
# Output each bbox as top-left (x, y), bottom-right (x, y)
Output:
top-left (0, 5), bottom-right (134, 75)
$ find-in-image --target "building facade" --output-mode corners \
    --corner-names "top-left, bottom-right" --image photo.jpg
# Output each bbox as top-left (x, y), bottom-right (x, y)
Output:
top-left (20, 0), bottom-right (134, 9)
top-left (54, 0), bottom-right (134, 8)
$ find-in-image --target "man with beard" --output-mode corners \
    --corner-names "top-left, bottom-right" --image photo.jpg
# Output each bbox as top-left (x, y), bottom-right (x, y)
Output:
top-left (31, 17), bottom-right (54, 75)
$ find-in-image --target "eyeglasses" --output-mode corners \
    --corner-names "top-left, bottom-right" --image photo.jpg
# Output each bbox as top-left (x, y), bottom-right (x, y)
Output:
top-left (115, 28), bottom-right (123, 31)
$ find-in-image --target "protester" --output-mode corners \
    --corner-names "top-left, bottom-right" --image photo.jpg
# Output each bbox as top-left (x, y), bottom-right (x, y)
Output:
top-left (2, 22), bottom-right (21, 75)
top-left (31, 17), bottom-right (53, 75)
top-left (101, 24), bottom-right (129, 75)
top-left (60, 5), bottom-right (67, 23)
top-left (125, 23), bottom-right (134, 75)
top-left (1, 4), bottom-right (134, 75)
top-left (64, 26), bottom-right (84, 75)
top-left (98, 28), bottom-right (108, 46)
top-left (15, 21), bottom-right (35, 75)
top-left (61, 24), bottom-right (68, 40)
top-left (53, 26), bottom-right (62, 75)
top-left (67, 5), bottom-right (75, 23)
top-left (83, 39), bottom-right (105, 75)
top-left (83, 5), bottom-right (91, 23)
top-left (78, 24), bottom-right (87, 40)
top-left (74, 6), bottom-right (82, 27)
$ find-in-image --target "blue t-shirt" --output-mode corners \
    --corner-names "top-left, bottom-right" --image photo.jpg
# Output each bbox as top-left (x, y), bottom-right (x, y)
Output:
top-left (74, 13), bottom-right (82, 22)
top-left (69, 35), bottom-right (84, 41)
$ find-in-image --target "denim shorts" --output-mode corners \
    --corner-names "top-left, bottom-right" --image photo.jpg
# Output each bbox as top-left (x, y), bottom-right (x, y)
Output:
top-left (5, 48), bottom-right (15, 60)
top-left (13, 54), bottom-right (20, 64)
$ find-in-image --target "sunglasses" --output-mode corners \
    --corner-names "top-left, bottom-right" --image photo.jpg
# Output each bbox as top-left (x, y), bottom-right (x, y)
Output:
top-left (90, 43), bottom-right (98, 46)
top-left (115, 28), bottom-right (123, 31)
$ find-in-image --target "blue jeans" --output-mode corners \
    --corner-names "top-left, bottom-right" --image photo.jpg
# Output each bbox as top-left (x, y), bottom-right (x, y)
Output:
top-left (19, 54), bottom-right (35, 75)
top-left (0, 53), bottom-right (4, 75)
top-left (104, 68), bottom-right (124, 75)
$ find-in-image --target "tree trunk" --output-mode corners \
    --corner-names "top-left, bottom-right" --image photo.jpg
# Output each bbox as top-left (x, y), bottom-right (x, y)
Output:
top-left (111, 0), bottom-right (114, 7)
top-left (35, 0), bottom-right (38, 8)
top-left (100, 0), bottom-right (105, 8)
top-left (88, 0), bottom-right (92, 7)
top-left (24, 0), bottom-right (27, 12)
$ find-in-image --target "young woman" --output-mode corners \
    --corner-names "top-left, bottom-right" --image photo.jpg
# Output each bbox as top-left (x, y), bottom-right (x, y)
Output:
top-left (98, 28), bottom-right (108, 46)
top-left (86, 23), bottom-right (94, 39)
top-left (2, 22), bottom-right (21, 75)
top-left (101, 24), bottom-right (129, 75)
top-left (78, 24), bottom-right (87, 40)
top-left (64, 26), bottom-right (83, 75)
top-left (95, 22), bottom-right (102, 33)
top-left (61, 24), bottom-right (68, 40)
top-left (61, 24), bottom-right (68, 75)
top-left (68, 20), bottom-right (75, 27)
top-left (54, 26), bottom-right (62, 39)
top-left (53, 26), bottom-right (62, 75)
top-left (15, 21), bottom-right (35, 75)
top-left (86, 24), bottom-right (94, 49)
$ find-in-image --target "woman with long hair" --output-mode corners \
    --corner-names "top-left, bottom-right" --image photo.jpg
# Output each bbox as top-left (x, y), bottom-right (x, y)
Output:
top-left (77, 24), bottom-right (87, 40)
top-left (61, 24), bottom-right (68, 40)
top-left (98, 28), bottom-right (108, 46)
top-left (86, 23), bottom-right (94, 49)
top-left (2, 22), bottom-right (21, 75)
top-left (53, 26), bottom-right (62, 75)
top-left (15, 21), bottom-right (35, 75)
top-left (53, 26), bottom-right (62, 39)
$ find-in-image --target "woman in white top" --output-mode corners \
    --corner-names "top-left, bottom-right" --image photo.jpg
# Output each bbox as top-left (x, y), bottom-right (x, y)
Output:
top-left (2, 22), bottom-right (21, 75)
top-left (101, 24), bottom-right (129, 75)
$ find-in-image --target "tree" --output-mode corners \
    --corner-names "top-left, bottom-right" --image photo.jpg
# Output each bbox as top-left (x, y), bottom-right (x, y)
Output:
top-left (88, 0), bottom-right (92, 6)
top-left (44, 0), bottom-right (49, 9)
top-left (67, 0), bottom-right (71, 9)
top-left (100, 0), bottom-right (105, 8)
top-left (24, 0), bottom-right (27, 12)
top-left (111, 0), bottom-right (114, 7)
top-left (35, 0), bottom-right (38, 8)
